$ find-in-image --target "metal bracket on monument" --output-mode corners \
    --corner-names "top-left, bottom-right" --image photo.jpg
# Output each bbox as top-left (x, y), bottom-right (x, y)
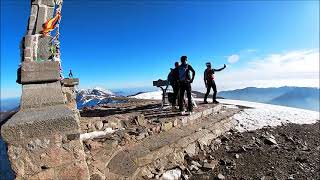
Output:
top-left (153, 79), bottom-right (170, 110)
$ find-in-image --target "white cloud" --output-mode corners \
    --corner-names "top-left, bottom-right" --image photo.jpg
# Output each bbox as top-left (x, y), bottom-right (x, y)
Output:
top-left (228, 54), bottom-right (240, 64)
top-left (193, 49), bottom-right (320, 92)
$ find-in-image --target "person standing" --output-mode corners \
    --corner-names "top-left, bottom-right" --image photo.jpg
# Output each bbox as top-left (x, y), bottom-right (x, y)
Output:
top-left (68, 69), bottom-right (73, 78)
top-left (178, 56), bottom-right (195, 113)
top-left (167, 62), bottom-right (180, 109)
top-left (204, 62), bottom-right (226, 104)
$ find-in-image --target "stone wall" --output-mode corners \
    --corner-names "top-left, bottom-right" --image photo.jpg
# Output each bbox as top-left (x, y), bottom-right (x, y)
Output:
top-left (1, 0), bottom-right (90, 179)
top-left (62, 78), bottom-right (79, 110)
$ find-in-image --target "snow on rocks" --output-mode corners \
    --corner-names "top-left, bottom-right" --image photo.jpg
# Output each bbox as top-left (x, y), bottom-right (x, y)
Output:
top-left (160, 168), bottom-right (182, 180)
top-left (217, 173), bottom-right (225, 180)
top-left (80, 128), bottom-right (117, 141)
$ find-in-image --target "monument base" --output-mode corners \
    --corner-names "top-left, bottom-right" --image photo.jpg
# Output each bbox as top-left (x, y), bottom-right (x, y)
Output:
top-left (1, 105), bottom-right (89, 179)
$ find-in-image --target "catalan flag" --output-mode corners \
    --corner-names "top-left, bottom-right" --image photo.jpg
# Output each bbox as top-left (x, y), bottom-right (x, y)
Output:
top-left (42, 12), bottom-right (61, 36)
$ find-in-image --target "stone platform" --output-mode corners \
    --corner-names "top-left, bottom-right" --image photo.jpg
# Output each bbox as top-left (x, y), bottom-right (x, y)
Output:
top-left (80, 99), bottom-right (223, 134)
top-left (80, 101), bottom-right (241, 179)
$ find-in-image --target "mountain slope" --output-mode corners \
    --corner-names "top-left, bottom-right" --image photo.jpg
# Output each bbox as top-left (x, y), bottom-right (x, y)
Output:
top-left (218, 87), bottom-right (297, 103)
top-left (218, 87), bottom-right (319, 111)
top-left (268, 88), bottom-right (319, 111)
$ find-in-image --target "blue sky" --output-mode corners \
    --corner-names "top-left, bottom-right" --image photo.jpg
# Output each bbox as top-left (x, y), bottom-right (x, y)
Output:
top-left (1, 0), bottom-right (319, 98)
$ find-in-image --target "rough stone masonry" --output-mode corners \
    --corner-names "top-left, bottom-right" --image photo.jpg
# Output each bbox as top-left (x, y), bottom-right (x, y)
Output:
top-left (1, 0), bottom-right (90, 179)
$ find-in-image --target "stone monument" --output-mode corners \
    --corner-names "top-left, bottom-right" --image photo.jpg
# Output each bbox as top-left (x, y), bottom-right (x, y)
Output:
top-left (1, 0), bottom-right (89, 179)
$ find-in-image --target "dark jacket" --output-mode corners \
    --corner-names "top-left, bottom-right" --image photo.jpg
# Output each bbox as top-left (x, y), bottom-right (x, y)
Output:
top-left (204, 66), bottom-right (225, 82)
top-left (168, 67), bottom-right (179, 85)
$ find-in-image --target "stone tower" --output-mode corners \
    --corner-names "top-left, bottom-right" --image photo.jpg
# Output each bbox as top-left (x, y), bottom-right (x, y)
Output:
top-left (1, 0), bottom-right (89, 179)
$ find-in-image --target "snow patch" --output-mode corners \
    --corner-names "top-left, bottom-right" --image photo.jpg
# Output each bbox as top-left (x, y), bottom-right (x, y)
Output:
top-left (161, 168), bottom-right (181, 180)
top-left (80, 128), bottom-right (118, 141)
top-left (219, 99), bottom-right (319, 132)
top-left (222, 104), bottom-right (239, 109)
top-left (132, 91), bottom-right (319, 131)
top-left (131, 91), bottom-right (163, 100)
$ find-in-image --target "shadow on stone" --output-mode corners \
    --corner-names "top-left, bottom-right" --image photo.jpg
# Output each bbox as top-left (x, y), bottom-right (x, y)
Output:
top-left (0, 137), bottom-right (14, 180)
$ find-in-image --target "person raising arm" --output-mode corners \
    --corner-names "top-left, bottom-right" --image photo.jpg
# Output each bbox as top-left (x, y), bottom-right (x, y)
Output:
top-left (204, 62), bottom-right (226, 104)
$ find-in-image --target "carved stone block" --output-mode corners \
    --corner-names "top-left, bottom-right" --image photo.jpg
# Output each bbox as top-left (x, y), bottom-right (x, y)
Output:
top-left (21, 61), bottom-right (60, 84)
top-left (20, 81), bottom-right (65, 109)
top-left (35, 5), bottom-right (47, 33)
top-left (37, 36), bottom-right (53, 61)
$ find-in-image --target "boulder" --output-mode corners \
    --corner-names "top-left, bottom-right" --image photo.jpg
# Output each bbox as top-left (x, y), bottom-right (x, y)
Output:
top-left (184, 143), bottom-right (197, 157)
top-left (217, 173), bottom-right (225, 180)
top-left (161, 121), bottom-right (173, 131)
top-left (263, 134), bottom-right (277, 145)
top-left (94, 121), bottom-right (104, 131)
top-left (191, 161), bottom-right (201, 168)
top-left (136, 114), bottom-right (146, 126)
top-left (202, 160), bottom-right (218, 170)
top-left (160, 168), bottom-right (181, 180)
top-left (235, 154), bottom-right (240, 159)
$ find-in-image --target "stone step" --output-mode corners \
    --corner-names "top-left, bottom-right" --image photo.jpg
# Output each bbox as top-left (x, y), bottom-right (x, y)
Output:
top-left (101, 108), bottom-right (240, 179)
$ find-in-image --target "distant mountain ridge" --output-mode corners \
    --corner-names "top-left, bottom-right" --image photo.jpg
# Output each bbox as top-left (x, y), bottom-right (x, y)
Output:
top-left (76, 87), bottom-right (128, 109)
top-left (0, 97), bottom-right (20, 112)
top-left (218, 86), bottom-right (319, 111)
top-left (1, 86), bottom-right (318, 111)
top-left (76, 87), bottom-right (115, 109)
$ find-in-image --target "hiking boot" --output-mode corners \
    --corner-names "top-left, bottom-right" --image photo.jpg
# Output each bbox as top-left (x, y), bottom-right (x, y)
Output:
top-left (203, 100), bottom-right (208, 104)
top-left (213, 100), bottom-right (220, 104)
top-left (171, 106), bottom-right (179, 112)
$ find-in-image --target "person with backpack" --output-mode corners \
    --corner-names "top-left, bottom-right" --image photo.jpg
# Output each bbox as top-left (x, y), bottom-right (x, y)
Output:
top-left (167, 62), bottom-right (180, 109)
top-left (178, 56), bottom-right (195, 113)
top-left (203, 62), bottom-right (226, 104)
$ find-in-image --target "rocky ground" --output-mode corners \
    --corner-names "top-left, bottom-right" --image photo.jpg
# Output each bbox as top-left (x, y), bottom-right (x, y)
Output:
top-left (184, 122), bottom-right (320, 180)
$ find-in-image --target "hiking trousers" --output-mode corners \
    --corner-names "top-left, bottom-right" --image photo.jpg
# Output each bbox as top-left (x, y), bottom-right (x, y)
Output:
top-left (204, 80), bottom-right (217, 101)
top-left (172, 84), bottom-right (179, 106)
top-left (178, 81), bottom-right (193, 112)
